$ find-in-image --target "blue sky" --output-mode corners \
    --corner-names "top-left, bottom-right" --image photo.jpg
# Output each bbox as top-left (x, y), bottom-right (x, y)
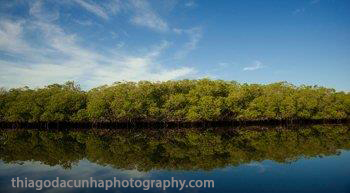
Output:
top-left (0, 0), bottom-right (349, 90)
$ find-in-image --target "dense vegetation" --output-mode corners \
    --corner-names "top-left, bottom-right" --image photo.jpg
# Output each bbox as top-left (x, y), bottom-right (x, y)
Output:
top-left (0, 79), bottom-right (349, 123)
top-left (1, 125), bottom-right (349, 170)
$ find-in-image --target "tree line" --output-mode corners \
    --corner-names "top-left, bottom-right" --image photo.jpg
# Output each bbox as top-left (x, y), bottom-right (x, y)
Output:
top-left (0, 79), bottom-right (349, 123)
top-left (1, 125), bottom-right (349, 170)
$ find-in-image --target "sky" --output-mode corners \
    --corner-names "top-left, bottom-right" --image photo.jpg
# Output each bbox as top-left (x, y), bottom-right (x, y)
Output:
top-left (0, 0), bottom-right (349, 91)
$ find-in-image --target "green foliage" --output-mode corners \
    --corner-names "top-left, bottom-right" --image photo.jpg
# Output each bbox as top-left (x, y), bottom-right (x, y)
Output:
top-left (40, 82), bottom-right (86, 122)
top-left (0, 79), bottom-right (349, 122)
top-left (2, 81), bottom-right (86, 122)
top-left (0, 88), bottom-right (7, 121)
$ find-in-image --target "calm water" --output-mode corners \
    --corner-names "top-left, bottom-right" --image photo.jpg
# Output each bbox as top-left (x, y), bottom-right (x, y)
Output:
top-left (1, 124), bottom-right (350, 193)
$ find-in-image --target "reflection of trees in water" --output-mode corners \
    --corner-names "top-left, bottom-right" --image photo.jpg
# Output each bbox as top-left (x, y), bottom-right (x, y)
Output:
top-left (0, 124), bottom-right (349, 171)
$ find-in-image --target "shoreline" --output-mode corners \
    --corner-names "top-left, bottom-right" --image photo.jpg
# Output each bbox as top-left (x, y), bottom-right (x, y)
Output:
top-left (0, 119), bottom-right (349, 130)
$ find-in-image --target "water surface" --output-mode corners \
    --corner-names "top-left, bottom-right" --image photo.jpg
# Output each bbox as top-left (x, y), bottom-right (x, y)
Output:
top-left (1, 124), bottom-right (350, 192)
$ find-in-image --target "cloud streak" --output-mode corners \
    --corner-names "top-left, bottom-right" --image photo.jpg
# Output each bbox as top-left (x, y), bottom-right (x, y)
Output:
top-left (129, 0), bottom-right (169, 31)
top-left (71, 0), bottom-right (169, 32)
top-left (243, 61), bottom-right (264, 71)
top-left (174, 27), bottom-right (202, 58)
top-left (293, 0), bottom-right (320, 15)
top-left (73, 0), bottom-right (110, 20)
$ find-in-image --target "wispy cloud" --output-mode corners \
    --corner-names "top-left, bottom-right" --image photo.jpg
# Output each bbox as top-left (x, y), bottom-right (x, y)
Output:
top-left (129, 0), bottom-right (169, 31)
top-left (73, 0), bottom-right (110, 20)
top-left (0, 19), bottom-right (28, 53)
top-left (0, 2), bottom-right (195, 89)
top-left (243, 61), bottom-right (264, 71)
top-left (29, 0), bottom-right (60, 22)
top-left (185, 1), bottom-right (197, 8)
top-left (71, 0), bottom-right (168, 32)
top-left (293, 8), bottom-right (305, 15)
top-left (293, 0), bottom-right (320, 15)
top-left (73, 19), bottom-right (94, 26)
top-left (0, 0), bottom-right (201, 89)
top-left (174, 27), bottom-right (202, 58)
top-left (0, 19), bottom-right (195, 88)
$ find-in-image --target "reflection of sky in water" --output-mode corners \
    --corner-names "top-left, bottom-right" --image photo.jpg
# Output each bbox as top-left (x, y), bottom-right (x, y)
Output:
top-left (1, 150), bottom-right (350, 193)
